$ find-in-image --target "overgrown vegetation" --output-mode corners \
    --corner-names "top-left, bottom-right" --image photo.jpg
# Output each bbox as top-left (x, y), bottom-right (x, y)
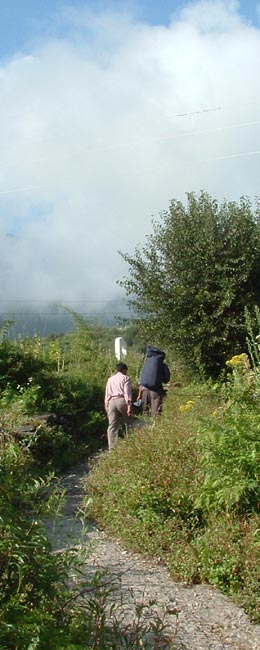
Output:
top-left (85, 311), bottom-right (260, 623)
top-left (0, 315), bottom-right (142, 470)
top-left (0, 317), bottom-right (175, 648)
top-left (2, 190), bottom-right (260, 642)
top-left (120, 191), bottom-right (260, 377)
top-left (0, 434), bottom-right (176, 649)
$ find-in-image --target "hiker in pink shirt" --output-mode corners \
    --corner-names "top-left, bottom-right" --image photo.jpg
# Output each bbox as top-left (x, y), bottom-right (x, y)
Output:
top-left (105, 363), bottom-right (132, 451)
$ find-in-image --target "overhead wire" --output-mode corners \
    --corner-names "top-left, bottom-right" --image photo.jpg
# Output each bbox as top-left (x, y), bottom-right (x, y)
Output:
top-left (1, 101), bottom-right (258, 325)
top-left (0, 313), bottom-right (131, 316)
top-left (204, 149), bottom-right (260, 162)
top-left (1, 109), bottom-right (260, 198)
top-left (0, 299), bottom-right (128, 303)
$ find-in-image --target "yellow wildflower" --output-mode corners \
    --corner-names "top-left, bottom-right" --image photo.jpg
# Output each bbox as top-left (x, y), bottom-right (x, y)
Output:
top-left (226, 353), bottom-right (249, 368)
top-left (179, 400), bottom-right (195, 412)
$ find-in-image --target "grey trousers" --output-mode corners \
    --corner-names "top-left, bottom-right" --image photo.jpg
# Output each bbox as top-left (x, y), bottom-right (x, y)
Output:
top-left (142, 388), bottom-right (163, 416)
top-left (107, 397), bottom-right (129, 451)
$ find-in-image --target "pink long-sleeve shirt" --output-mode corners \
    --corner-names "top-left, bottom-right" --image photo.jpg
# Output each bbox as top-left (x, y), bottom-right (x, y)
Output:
top-left (105, 371), bottom-right (132, 413)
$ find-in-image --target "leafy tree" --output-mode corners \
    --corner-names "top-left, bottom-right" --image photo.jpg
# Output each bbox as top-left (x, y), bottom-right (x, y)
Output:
top-left (120, 191), bottom-right (260, 376)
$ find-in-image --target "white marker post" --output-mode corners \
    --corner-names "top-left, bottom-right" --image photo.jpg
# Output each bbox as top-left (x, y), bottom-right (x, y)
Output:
top-left (115, 336), bottom-right (128, 361)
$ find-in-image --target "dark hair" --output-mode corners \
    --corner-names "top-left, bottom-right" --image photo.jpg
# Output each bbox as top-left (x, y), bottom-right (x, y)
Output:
top-left (116, 362), bottom-right (128, 374)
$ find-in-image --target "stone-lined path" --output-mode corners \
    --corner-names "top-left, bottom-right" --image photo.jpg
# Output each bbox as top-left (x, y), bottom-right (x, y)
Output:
top-left (45, 462), bottom-right (260, 650)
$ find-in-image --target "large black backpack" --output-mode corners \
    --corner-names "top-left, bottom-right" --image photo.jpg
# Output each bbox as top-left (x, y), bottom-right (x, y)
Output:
top-left (140, 346), bottom-right (169, 390)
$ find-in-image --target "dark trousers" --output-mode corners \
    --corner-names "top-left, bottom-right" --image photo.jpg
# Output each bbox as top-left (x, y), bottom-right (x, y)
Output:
top-left (142, 388), bottom-right (163, 417)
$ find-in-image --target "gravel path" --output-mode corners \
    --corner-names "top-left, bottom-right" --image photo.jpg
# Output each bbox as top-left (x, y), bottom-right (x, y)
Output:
top-left (46, 462), bottom-right (260, 650)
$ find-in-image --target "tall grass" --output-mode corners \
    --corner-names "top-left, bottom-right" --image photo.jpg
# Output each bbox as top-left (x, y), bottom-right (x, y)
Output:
top-left (0, 433), bottom-right (176, 649)
top-left (85, 371), bottom-right (260, 622)
top-left (0, 323), bottom-right (177, 648)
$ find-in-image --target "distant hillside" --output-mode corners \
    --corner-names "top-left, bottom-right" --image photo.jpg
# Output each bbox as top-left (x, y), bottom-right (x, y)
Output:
top-left (0, 299), bottom-right (132, 338)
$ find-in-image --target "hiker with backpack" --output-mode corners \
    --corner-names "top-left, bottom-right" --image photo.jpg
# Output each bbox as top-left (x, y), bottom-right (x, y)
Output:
top-left (139, 346), bottom-right (170, 417)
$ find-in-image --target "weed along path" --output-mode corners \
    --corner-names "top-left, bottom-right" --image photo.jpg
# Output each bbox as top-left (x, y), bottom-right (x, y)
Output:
top-left (46, 462), bottom-right (260, 650)
top-left (44, 461), bottom-right (98, 551)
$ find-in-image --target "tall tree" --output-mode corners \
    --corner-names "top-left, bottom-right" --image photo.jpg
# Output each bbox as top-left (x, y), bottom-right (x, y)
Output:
top-left (119, 192), bottom-right (260, 376)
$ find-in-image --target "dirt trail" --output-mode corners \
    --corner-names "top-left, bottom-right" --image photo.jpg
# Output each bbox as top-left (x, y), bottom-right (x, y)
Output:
top-left (46, 462), bottom-right (260, 650)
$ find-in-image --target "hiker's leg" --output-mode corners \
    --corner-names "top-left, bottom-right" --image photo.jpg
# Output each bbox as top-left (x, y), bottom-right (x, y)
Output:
top-left (107, 400), bottom-right (120, 451)
top-left (150, 390), bottom-right (163, 416)
top-left (142, 388), bottom-right (151, 416)
top-left (115, 397), bottom-right (129, 435)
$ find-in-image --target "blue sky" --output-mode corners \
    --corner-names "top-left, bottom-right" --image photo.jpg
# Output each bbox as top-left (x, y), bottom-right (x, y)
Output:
top-left (0, 0), bottom-right (259, 59)
top-left (0, 0), bottom-right (260, 310)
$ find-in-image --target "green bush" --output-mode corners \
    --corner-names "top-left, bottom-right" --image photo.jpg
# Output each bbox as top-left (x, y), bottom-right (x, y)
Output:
top-left (0, 323), bottom-right (177, 647)
top-left (0, 330), bottom-right (112, 469)
top-left (0, 437), bottom-right (176, 649)
top-left (0, 439), bottom-right (72, 649)
top-left (84, 375), bottom-right (260, 622)
top-left (197, 407), bottom-right (260, 513)
top-left (85, 382), bottom-right (207, 549)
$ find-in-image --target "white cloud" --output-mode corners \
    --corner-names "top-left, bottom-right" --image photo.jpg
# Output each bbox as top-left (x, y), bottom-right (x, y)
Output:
top-left (0, 0), bottom-right (260, 318)
top-left (178, 0), bottom-right (241, 32)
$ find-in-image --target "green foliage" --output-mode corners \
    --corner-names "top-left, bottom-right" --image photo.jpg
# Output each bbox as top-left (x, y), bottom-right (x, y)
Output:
top-left (0, 439), bottom-right (69, 649)
top-left (196, 339), bottom-right (260, 514)
top-left (245, 305), bottom-right (260, 371)
top-left (0, 339), bottom-right (54, 394)
top-left (120, 191), bottom-right (260, 377)
top-left (0, 320), bottom-right (116, 468)
top-left (0, 437), bottom-right (176, 649)
top-left (3, 304), bottom-right (260, 629)
top-left (85, 367), bottom-right (260, 622)
top-left (0, 313), bottom-right (177, 647)
top-left (85, 381), bottom-right (208, 552)
top-left (197, 406), bottom-right (260, 513)
top-left (0, 318), bottom-right (15, 341)
top-left (0, 314), bottom-right (150, 472)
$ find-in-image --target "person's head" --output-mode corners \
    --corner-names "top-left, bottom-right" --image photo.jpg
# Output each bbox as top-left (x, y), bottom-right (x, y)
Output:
top-left (116, 362), bottom-right (128, 375)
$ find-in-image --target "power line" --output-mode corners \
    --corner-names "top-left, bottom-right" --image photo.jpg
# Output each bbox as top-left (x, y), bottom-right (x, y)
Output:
top-left (174, 99), bottom-right (260, 118)
top-left (173, 119), bottom-right (260, 140)
top-left (204, 149), bottom-right (260, 162)
top-left (1, 117), bottom-right (260, 200)
top-left (0, 300), bottom-right (128, 303)
top-left (0, 184), bottom-right (49, 197)
top-left (176, 106), bottom-right (222, 117)
top-left (0, 312), bottom-right (131, 316)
